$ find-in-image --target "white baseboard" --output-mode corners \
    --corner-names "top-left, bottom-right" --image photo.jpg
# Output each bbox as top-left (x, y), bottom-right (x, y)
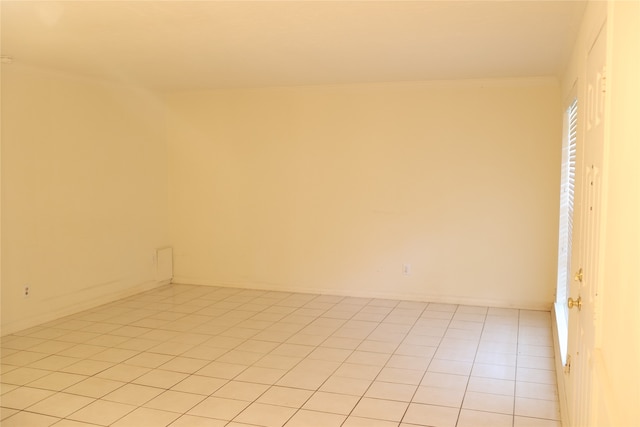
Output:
top-left (1, 279), bottom-right (169, 336)
top-left (171, 277), bottom-right (553, 311)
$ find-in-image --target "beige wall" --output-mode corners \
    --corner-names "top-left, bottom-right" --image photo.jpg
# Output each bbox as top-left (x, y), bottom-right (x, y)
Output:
top-left (1, 65), bottom-right (170, 334)
top-left (598, 1), bottom-right (640, 424)
top-left (166, 79), bottom-right (561, 309)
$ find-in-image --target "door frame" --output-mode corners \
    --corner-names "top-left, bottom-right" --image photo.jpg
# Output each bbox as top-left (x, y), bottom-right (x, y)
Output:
top-left (552, 3), bottom-right (610, 426)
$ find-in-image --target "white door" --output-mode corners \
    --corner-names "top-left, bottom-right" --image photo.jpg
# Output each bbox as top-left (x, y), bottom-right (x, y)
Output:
top-left (566, 21), bottom-right (607, 427)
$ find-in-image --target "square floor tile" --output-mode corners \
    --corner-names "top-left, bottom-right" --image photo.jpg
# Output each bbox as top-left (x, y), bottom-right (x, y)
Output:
top-left (467, 376), bottom-right (515, 396)
top-left (342, 416), bottom-right (399, 427)
top-left (235, 340), bottom-right (280, 354)
top-left (61, 359), bottom-right (114, 376)
top-left (1, 367), bottom-right (51, 385)
top-left (89, 348), bottom-right (138, 363)
top-left (67, 399), bottom-right (137, 425)
top-left (254, 354), bottom-right (301, 370)
top-left (333, 363), bottom-right (381, 380)
top-left (513, 416), bottom-right (562, 427)
top-left (475, 352), bottom-right (517, 367)
top-left (472, 363), bottom-right (516, 381)
top-left (257, 386), bottom-right (314, 408)
top-left (1, 387), bottom-right (56, 409)
top-left (1, 411), bottom-right (60, 427)
top-left (217, 350), bottom-right (263, 365)
top-left (233, 402), bottom-right (296, 427)
top-left (428, 359), bottom-right (472, 376)
top-left (117, 337), bottom-right (164, 352)
top-left (477, 341), bottom-right (517, 354)
top-left (518, 345), bottom-right (554, 358)
top-left (132, 369), bottom-right (189, 388)
top-left (0, 382), bottom-right (19, 395)
top-left (64, 377), bottom-right (125, 398)
top-left (515, 381), bottom-right (558, 401)
top-left (276, 370), bottom-right (329, 390)
top-left (149, 341), bottom-right (195, 356)
top-left (159, 356), bottom-right (210, 374)
top-left (234, 366), bottom-right (288, 385)
top-left (303, 391), bottom-right (359, 414)
top-left (196, 361), bottom-right (247, 379)
top-left (517, 355), bottom-right (554, 371)
top-left (29, 355), bottom-right (80, 371)
top-left (123, 352), bottom-right (173, 368)
top-left (181, 345), bottom-right (228, 361)
top-left (285, 409), bottom-right (346, 427)
top-left (351, 397), bottom-right (408, 422)
top-left (1, 351), bottom-right (48, 366)
top-left (188, 396), bottom-right (250, 420)
top-left (420, 372), bottom-right (468, 391)
top-left (1, 336), bottom-right (46, 351)
top-left (357, 340), bottom-right (397, 353)
top-left (320, 376), bottom-right (372, 396)
top-left (395, 344), bottom-right (437, 358)
top-left (26, 392), bottom-right (95, 417)
top-left (462, 391), bottom-right (514, 414)
top-left (516, 367), bottom-right (556, 385)
top-left (402, 402), bottom-right (459, 427)
top-left (376, 367), bottom-right (424, 385)
top-left (365, 381), bottom-right (417, 402)
top-left (213, 380), bottom-right (269, 401)
top-left (346, 351), bottom-right (390, 367)
top-left (50, 420), bottom-right (104, 427)
top-left (434, 346), bottom-right (476, 363)
top-left (58, 344), bottom-right (110, 359)
top-left (0, 407), bottom-right (19, 421)
top-left (515, 397), bottom-right (560, 420)
top-left (27, 372), bottom-right (87, 391)
top-left (171, 374), bottom-right (228, 395)
top-left (169, 414), bottom-right (227, 427)
top-left (144, 390), bottom-right (206, 413)
top-left (95, 364), bottom-right (150, 382)
top-left (103, 383), bottom-right (164, 406)
top-left (386, 354), bottom-right (431, 371)
top-left (308, 347), bottom-right (353, 362)
top-left (457, 408), bottom-right (513, 427)
top-left (112, 407), bottom-right (181, 427)
top-left (412, 385), bottom-right (464, 407)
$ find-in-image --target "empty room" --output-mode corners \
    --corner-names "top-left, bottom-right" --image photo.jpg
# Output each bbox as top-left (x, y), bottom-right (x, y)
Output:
top-left (1, 1), bottom-right (638, 427)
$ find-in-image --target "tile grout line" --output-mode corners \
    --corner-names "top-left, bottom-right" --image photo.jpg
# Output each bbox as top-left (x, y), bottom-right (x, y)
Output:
top-left (226, 290), bottom-right (357, 427)
top-left (278, 295), bottom-right (404, 427)
top-left (513, 309), bottom-right (521, 427)
top-left (339, 298), bottom-right (420, 426)
top-left (451, 307), bottom-right (488, 427)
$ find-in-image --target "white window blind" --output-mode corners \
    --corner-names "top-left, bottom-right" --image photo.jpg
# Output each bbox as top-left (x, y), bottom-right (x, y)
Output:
top-left (556, 98), bottom-right (577, 362)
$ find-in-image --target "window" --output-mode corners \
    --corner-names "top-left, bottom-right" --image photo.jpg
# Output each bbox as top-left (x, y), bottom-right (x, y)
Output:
top-left (556, 98), bottom-right (577, 363)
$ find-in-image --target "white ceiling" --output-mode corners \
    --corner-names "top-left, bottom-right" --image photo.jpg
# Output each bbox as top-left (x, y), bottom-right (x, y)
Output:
top-left (1, 1), bottom-right (586, 90)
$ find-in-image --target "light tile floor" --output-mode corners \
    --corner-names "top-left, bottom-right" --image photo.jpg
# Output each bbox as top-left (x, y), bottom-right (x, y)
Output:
top-left (1, 284), bottom-right (562, 427)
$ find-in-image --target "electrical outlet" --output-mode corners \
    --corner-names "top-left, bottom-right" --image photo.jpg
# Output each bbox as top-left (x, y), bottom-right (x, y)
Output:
top-left (402, 264), bottom-right (411, 275)
top-left (24, 285), bottom-right (30, 298)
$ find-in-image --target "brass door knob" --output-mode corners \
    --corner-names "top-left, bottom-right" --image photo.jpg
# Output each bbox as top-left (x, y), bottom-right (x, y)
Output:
top-left (568, 296), bottom-right (582, 310)
top-left (574, 268), bottom-right (583, 282)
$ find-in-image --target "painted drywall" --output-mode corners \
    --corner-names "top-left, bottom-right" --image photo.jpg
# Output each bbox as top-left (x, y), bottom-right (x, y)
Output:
top-left (555, 1), bottom-right (640, 425)
top-left (1, 64), bottom-right (170, 334)
top-left (166, 79), bottom-right (561, 309)
top-left (597, 1), bottom-right (640, 424)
